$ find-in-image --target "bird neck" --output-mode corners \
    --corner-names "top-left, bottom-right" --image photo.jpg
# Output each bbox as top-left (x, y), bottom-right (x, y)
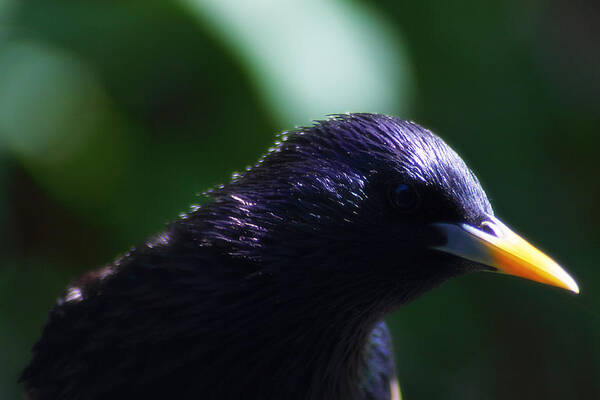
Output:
top-left (167, 242), bottom-right (396, 399)
top-left (217, 277), bottom-right (390, 400)
top-left (173, 201), bottom-right (455, 399)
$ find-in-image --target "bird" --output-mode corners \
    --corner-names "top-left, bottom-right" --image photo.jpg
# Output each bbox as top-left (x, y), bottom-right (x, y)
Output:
top-left (21, 113), bottom-right (579, 400)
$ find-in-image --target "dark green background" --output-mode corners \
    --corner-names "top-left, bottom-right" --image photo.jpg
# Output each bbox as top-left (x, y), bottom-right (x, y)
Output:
top-left (1, 1), bottom-right (598, 398)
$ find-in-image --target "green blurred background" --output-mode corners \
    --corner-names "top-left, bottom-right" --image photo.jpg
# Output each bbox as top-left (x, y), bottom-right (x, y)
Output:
top-left (1, 0), bottom-right (598, 398)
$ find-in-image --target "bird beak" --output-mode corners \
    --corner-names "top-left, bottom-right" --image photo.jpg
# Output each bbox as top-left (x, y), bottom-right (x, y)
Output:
top-left (431, 215), bottom-right (579, 293)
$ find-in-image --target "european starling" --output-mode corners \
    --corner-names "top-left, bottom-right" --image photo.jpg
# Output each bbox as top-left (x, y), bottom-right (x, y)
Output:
top-left (21, 114), bottom-right (579, 400)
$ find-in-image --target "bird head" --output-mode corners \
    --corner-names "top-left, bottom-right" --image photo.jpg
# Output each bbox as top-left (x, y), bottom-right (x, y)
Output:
top-left (196, 113), bottom-right (578, 307)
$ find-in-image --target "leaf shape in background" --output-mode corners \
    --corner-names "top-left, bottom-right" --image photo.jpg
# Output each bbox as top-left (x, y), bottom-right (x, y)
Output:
top-left (0, 40), bottom-right (129, 215)
top-left (181, 0), bottom-right (413, 126)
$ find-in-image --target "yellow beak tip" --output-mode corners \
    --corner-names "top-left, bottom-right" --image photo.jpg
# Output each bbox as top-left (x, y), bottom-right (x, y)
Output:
top-left (567, 281), bottom-right (580, 295)
top-left (551, 269), bottom-right (579, 294)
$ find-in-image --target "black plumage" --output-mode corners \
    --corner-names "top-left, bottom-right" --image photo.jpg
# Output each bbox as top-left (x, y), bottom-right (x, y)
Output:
top-left (21, 114), bottom-right (525, 399)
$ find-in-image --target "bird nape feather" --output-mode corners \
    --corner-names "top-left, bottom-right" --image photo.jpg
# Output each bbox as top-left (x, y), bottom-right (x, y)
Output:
top-left (21, 113), bottom-right (578, 400)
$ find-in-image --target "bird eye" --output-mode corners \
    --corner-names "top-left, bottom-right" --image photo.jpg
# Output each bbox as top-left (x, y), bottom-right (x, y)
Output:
top-left (390, 183), bottom-right (420, 212)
